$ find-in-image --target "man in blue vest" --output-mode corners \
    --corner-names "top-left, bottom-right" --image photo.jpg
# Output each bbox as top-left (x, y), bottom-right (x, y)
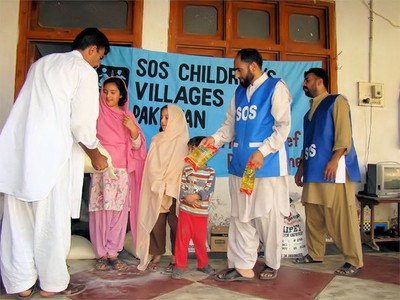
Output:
top-left (293, 68), bottom-right (363, 276)
top-left (202, 48), bottom-right (292, 281)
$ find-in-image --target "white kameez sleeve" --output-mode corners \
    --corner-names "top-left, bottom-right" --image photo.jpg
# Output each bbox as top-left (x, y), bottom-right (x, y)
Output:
top-left (211, 95), bottom-right (236, 148)
top-left (258, 80), bottom-right (292, 157)
top-left (70, 70), bottom-right (100, 149)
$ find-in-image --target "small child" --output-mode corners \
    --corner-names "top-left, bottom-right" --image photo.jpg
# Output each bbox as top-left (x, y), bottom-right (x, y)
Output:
top-left (172, 136), bottom-right (216, 279)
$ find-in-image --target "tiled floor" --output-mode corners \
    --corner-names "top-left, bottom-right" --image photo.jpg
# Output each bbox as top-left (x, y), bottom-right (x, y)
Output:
top-left (1, 243), bottom-right (399, 300)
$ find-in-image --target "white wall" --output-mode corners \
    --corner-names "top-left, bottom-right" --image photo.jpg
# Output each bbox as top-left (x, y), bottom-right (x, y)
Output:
top-left (336, 0), bottom-right (400, 220)
top-left (0, 0), bottom-right (399, 223)
top-left (0, 0), bottom-right (19, 129)
top-left (142, 0), bottom-right (170, 52)
top-left (336, 0), bottom-right (400, 171)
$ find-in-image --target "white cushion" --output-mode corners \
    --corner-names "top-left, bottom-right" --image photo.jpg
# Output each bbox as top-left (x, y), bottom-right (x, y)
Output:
top-left (124, 231), bottom-right (135, 256)
top-left (67, 235), bottom-right (96, 260)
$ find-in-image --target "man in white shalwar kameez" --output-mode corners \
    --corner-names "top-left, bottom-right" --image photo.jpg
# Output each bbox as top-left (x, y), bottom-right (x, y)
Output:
top-left (0, 28), bottom-right (109, 298)
top-left (202, 49), bottom-right (292, 281)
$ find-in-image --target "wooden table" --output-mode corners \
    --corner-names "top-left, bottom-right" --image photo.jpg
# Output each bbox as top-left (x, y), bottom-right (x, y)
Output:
top-left (356, 193), bottom-right (400, 251)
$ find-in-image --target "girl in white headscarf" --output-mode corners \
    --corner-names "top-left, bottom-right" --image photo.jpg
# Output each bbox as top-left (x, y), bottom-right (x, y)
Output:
top-left (136, 104), bottom-right (189, 272)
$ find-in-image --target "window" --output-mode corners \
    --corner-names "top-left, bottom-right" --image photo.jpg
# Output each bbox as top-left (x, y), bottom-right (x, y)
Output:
top-left (289, 14), bottom-right (320, 43)
top-left (14, 0), bottom-right (143, 96)
top-left (38, 1), bottom-right (129, 29)
top-left (237, 9), bottom-right (270, 39)
top-left (183, 5), bottom-right (218, 35)
top-left (169, 0), bottom-right (337, 92)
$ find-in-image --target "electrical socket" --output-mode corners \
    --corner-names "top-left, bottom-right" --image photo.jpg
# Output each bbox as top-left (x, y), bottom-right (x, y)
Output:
top-left (358, 82), bottom-right (384, 107)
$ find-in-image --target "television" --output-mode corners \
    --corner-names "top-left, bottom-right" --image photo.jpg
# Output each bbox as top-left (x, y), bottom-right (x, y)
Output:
top-left (366, 163), bottom-right (400, 197)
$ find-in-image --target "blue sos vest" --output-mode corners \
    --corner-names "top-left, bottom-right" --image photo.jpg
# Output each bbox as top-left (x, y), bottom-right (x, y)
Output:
top-left (229, 77), bottom-right (289, 178)
top-left (303, 94), bottom-right (361, 183)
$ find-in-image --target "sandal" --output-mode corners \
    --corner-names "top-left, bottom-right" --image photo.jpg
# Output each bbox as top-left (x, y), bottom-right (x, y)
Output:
top-left (259, 265), bottom-right (278, 280)
top-left (147, 261), bottom-right (159, 272)
top-left (165, 262), bottom-right (176, 273)
top-left (334, 263), bottom-right (361, 277)
top-left (197, 264), bottom-right (216, 275)
top-left (171, 267), bottom-right (184, 280)
top-left (40, 284), bottom-right (86, 298)
top-left (95, 257), bottom-right (110, 271)
top-left (17, 284), bottom-right (37, 299)
top-left (293, 254), bottom-right (323, 264)
top-left (214, 268), bottom-right (254, 282)
top-left (109, 258), bottom-right (128, 271)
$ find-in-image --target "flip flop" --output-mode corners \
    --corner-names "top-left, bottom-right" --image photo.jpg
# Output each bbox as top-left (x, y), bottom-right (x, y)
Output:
top-left (259, 265), bottom-right (278, 280)
top-left (334, 263), bottom-right (361, 277)
top-left (40, 284), bottom-right (86, 298)
top-left (293, 254), bottom-right (323, 264)
top-left (214, 268), bottom-right (254, 282)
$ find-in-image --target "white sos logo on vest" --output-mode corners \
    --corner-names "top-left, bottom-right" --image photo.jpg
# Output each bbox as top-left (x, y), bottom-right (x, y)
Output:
top-left (304, 144), bottom-right (316, 160)
top-left (236, 105), bottom-right (257, 121)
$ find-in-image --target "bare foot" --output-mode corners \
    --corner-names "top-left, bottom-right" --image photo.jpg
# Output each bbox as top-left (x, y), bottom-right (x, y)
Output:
top-left (170, 255), bottom-right (176, 264)
top-left (236, 268), bottom-right (255, 279)
top-left (18, 287), bottom-right (35, 298)
top-left (152, 254), bottom-right (161, 264)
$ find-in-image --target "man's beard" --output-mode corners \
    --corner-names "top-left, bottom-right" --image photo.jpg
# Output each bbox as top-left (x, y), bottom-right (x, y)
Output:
top-left (303, 88), bottom-right (312, 97)
top-left (240, 73), bottom-right (254, 88)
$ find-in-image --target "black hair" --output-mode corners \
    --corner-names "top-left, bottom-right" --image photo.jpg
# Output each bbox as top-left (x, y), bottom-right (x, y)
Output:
top-left (304, 68), bottom-right (329, 90)
top-left (72, 28), bottom-right (110, 55)
top-left (103, 77), bottom-right (127, 106)
top-left (188, 136), bottom-right (207, 148)
top-left (236, 48), bottom-right (263, 69)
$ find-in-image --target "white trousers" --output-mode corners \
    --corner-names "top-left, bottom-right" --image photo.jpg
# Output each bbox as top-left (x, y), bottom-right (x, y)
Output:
top-left (0, 164), bottom-right (71, 294)
top-left (227, 209), bottom-right (285, 270)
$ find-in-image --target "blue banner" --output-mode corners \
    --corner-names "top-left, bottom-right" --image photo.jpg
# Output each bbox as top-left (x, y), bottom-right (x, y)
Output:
top-left (98, 46), bottom-right (321, 176)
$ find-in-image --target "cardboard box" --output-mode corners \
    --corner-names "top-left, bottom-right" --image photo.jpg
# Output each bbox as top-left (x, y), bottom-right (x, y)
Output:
top-left (210, 226), bottom-right (229, 252)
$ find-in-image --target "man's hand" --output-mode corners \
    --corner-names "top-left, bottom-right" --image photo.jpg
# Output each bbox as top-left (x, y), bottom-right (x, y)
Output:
top-left (248, 150), bottom-right (264, 170)
top-left (200, 136), bottom-right (215, 147)
top-left (91, 153), bottom-right (109, 171)
top-left (79, 143), bottom-right (109, 171)
top-left (324, 159), bottom-right (339, 182)
top-left (324, 149), bottom-right (345, 181)
top-left (294, 162), bottom-right (304, 187)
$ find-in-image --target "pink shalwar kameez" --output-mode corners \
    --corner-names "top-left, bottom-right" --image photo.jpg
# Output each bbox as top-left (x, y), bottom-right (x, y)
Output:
top-left (89, 77), bottom-right (146, 259)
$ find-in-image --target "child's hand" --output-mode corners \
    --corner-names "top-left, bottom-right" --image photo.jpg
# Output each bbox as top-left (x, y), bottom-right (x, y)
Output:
top-left (184, 194), bottom-right (201, 208)
top-left (123, 114), bottom-right (139, 139)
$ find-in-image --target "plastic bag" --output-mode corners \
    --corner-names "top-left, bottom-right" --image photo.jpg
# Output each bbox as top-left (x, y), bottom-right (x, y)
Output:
top-left (240, 161), bottom-right (256, 195)
top-left (184, 145), bottom-right (218, 171)
top-left (281, 204), bottom-right (308, 258)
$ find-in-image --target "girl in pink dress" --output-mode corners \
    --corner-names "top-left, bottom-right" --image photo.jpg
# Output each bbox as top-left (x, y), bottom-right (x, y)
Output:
top-left (89, 77), bottom-right (146, 271)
